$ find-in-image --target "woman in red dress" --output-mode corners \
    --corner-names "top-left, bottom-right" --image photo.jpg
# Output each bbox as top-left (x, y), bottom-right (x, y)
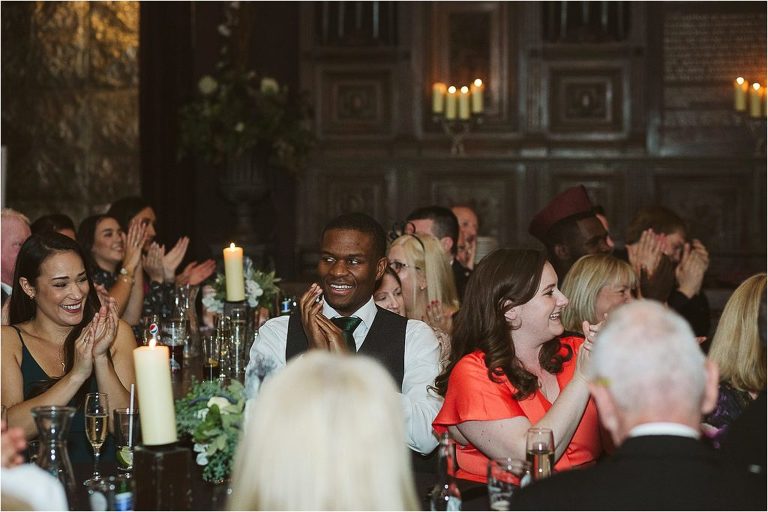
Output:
top-left (433, 248), bottom-right (603, 482)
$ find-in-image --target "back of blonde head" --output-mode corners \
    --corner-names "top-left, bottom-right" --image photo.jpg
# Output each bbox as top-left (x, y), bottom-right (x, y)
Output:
top-left (708, 273), bottom-right (767, 392)
top-left (228, 352), bottom-right (418, 511)
top-left (561, 253), bottom-right (637, 331)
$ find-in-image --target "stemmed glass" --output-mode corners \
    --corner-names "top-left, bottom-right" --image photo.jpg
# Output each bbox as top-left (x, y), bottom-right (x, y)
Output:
top-left (83, 392), bottom-right (109, 485)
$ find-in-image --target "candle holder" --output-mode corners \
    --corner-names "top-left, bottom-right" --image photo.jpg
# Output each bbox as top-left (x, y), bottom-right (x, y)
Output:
top-left (433, 114), bottom-right (484, 155)
top-left (732, 112), bottom-right (766, 156)
top-left (134, 444), bottom-right (192, 510)
top-left (223, 299), bottom-right (247, 320)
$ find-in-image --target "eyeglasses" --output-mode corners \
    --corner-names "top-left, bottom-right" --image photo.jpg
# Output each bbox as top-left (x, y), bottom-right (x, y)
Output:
top-left (389, 260), bottom-right (421, 273)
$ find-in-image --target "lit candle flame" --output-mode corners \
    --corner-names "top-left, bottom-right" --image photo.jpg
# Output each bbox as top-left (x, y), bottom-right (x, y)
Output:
top-left (229, 242), bottom-right (236, 250)
top-left (752, 82), bottom-right (761, 91)
top-left (474, 78), bottom-right (483, 87)
top-left (448, 86), bottom-right (457, 94)
top-left (460, 86), bottom-right (469, 94)
top-left (149, 336), bottom-right (157, 348)
top-left (736, 77), bottom-right (745, 85)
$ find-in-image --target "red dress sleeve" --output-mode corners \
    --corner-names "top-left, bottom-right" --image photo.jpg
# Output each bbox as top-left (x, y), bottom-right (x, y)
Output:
top-left (434, 350), bottom-right (524, 433)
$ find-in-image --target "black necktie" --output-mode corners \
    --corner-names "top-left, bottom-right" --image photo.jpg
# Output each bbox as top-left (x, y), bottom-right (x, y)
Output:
top-left (331, 316), bottom-right (362, 352)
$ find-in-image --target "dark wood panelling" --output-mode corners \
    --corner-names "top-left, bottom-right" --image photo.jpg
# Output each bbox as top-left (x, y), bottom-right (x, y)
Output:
top-left (548, 65), bottom-right (625, 134)
top-left (320, 69), bottom-right (393, 136)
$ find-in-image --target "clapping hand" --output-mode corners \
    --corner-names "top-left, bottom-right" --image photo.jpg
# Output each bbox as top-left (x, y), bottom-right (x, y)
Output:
top-left (142, 242), bottom-right (164, 283)
top-left (627, 229), bottom-right (663, 280)
top-left (314, 314), bottom-right (349, 353)
top-left (581, 317), bottom-right (605, 347)
top-left (299, 284), bottom-right (329, 351)
top-left (177, 259), bottom-right (216, 286)
top-left (425, 300), bottom-right (453, 334)
top-left (91, 298), bottom-right (119, 359)
top-left (1, 421), bottom-right (26, 468)
top-left (162, 237), bottom-right (190, 283)
top-left (676, 239), bottom-right (709, 298)
top-left (123, 217), bottom-right (147, 274)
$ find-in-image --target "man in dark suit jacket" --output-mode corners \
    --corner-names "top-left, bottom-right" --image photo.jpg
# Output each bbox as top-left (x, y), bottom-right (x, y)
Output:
top-left (511, 301), bottom-right (763, 511)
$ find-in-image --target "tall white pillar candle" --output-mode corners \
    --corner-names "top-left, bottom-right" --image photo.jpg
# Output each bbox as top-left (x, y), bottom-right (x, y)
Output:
top-left (223, 243), bottom-right (245, 301)
top-left (470, 78), bottom-right (484, 113)
top-left (445, 86), bottom-right (458, 120)
top-left (459, 86), bottom-right (471, 119)
top-left (133, 338), bottom-right (177, 445)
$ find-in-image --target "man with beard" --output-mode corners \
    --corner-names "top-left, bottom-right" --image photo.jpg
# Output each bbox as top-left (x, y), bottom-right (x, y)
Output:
top-left (246, 213), bottom-right (442, 458)
top-left (529, 185), bottom-right (612, 281)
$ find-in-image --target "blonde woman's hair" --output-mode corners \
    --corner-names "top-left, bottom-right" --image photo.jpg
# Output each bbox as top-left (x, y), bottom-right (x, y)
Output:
top-left (228, 352), bottom-right (419, 511)
top-left (708, 273), bottom-right (767, 392)
top-left (561, 254), bottom-right (638, 331)
top-left (388, 233), bottom-right (459, 320)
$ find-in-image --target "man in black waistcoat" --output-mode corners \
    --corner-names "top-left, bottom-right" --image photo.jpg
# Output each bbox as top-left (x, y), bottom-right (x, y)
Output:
top-left (246, 213), bottom-right (443, 461)
top-left (511, 301), bottom-right (762, 511)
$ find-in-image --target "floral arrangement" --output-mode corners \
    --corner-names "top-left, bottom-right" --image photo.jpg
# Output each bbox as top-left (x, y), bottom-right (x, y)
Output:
top-left (178, 2), bottom-right (313, 172)
top-left (175, 379), bottom-right (245, 483)
top-left (202, 256), bottom-right (281, 314)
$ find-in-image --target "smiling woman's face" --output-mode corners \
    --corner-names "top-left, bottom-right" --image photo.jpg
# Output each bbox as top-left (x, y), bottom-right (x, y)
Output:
top-left (374, 272), bottom-right (405, 317)
top-left (24, 250), bottom-right (90, 327)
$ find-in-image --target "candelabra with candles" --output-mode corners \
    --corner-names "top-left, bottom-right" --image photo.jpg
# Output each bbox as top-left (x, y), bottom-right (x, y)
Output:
top-left (733, 76), bottom-right (766, 155)
top-left (431, 79), bottom-right (485, 155)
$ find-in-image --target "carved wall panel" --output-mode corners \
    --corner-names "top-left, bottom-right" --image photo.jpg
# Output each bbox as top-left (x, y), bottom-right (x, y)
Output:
top-left (545, 64), bottom-right (627, 136)
top-left (319, 69), bottom-right (393, 136)
top-left (430, 174), bottom-right (509, 242)
top-left (654, 172), bottom-right (748, 253)
top-left (1, 1), bottom-right (140, 222)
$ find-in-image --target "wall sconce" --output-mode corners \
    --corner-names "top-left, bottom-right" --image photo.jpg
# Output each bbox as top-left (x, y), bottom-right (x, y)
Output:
top-left (431, 79), bottom-right (484, 155)
top-left (733, 76), bottom-right (766, 155)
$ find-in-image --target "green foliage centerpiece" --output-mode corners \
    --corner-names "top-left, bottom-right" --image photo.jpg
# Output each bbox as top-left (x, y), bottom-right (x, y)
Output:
top-left (175, 379), bottom-right (245, 483)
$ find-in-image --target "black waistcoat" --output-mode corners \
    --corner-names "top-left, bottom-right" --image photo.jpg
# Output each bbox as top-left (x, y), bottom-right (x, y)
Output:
top-left (285, 306), bottom-right (406, 389)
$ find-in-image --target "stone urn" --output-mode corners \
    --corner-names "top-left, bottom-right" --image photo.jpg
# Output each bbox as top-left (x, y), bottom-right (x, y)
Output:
top-left (218, 150), bottom-right (271, 247)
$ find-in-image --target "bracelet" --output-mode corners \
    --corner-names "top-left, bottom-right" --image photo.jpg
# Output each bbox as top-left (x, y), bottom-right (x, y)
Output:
top-left (119, 274), bottom-right (135, 285)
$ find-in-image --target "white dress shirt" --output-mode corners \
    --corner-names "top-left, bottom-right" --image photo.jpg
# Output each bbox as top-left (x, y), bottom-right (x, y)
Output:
top-left (246, 297), bottom-right (443, 454)
top-left (628, 422), bottom-right (700, 440)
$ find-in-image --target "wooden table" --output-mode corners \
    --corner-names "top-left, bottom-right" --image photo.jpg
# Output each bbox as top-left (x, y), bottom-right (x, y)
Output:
top-left (68, 355), bottom-right (489, 510)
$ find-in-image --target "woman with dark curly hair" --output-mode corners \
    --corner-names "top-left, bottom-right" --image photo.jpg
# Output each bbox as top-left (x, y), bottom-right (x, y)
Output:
top-left (433, 248), bottom-right (603, 482)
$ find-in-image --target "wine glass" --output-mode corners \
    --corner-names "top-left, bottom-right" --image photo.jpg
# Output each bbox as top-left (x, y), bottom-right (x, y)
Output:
top-left (83, 392), bottom-right (109, 485)
top-left (526, 427), bottom-right (555, 481)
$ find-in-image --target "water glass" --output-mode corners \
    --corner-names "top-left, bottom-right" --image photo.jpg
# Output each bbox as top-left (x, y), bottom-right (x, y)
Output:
top-left (487, 458), bottom-right (529, 511)
top-left (113, 408), bottom-right (140, 472)
top-left (161, 319), bottom-right (186, 372)
top-left (526, 427), bottom-right (555, 481)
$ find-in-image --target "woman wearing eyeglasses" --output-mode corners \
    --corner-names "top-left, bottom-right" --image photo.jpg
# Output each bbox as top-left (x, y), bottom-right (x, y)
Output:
top-left (387, 234), bottom-right (459, 367)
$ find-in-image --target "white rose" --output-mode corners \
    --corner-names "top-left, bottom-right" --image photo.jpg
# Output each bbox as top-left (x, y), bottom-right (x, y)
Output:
top-left (207, 396), bottom-right (231, 414)
top-left (196, 407), bottom-right (209, 420)
top-left (193, 443), bottom-right (209, 466)
top-left (260, 77), bottom-right (279, 94)
top-left (217, 24), bottom-right (231, 37)
top-left (198, 75), bottom-right (218, 95)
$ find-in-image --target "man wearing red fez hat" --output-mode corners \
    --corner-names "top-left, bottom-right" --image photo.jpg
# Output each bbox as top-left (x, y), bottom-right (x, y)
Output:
top-left (529, 185), bottom-right (612, 280)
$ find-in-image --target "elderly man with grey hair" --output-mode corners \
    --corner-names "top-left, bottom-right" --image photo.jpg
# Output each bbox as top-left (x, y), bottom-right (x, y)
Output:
top-left (512, 300), bottom-right (763, 510)
top-left (1, 209), bottom-right (31, 305)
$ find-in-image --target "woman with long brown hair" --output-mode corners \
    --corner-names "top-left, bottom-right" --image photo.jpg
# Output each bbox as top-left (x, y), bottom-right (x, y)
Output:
top-left (433, 248), bottom-right (602, 482)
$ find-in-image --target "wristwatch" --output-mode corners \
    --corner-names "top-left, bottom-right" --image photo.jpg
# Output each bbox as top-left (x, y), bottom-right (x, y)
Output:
top-left (119, 267), bottom-right (135, 284)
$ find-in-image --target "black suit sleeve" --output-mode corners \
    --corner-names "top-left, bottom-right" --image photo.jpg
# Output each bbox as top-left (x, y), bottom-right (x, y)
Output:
top-left (667, 289), bottom-right (710, 337)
